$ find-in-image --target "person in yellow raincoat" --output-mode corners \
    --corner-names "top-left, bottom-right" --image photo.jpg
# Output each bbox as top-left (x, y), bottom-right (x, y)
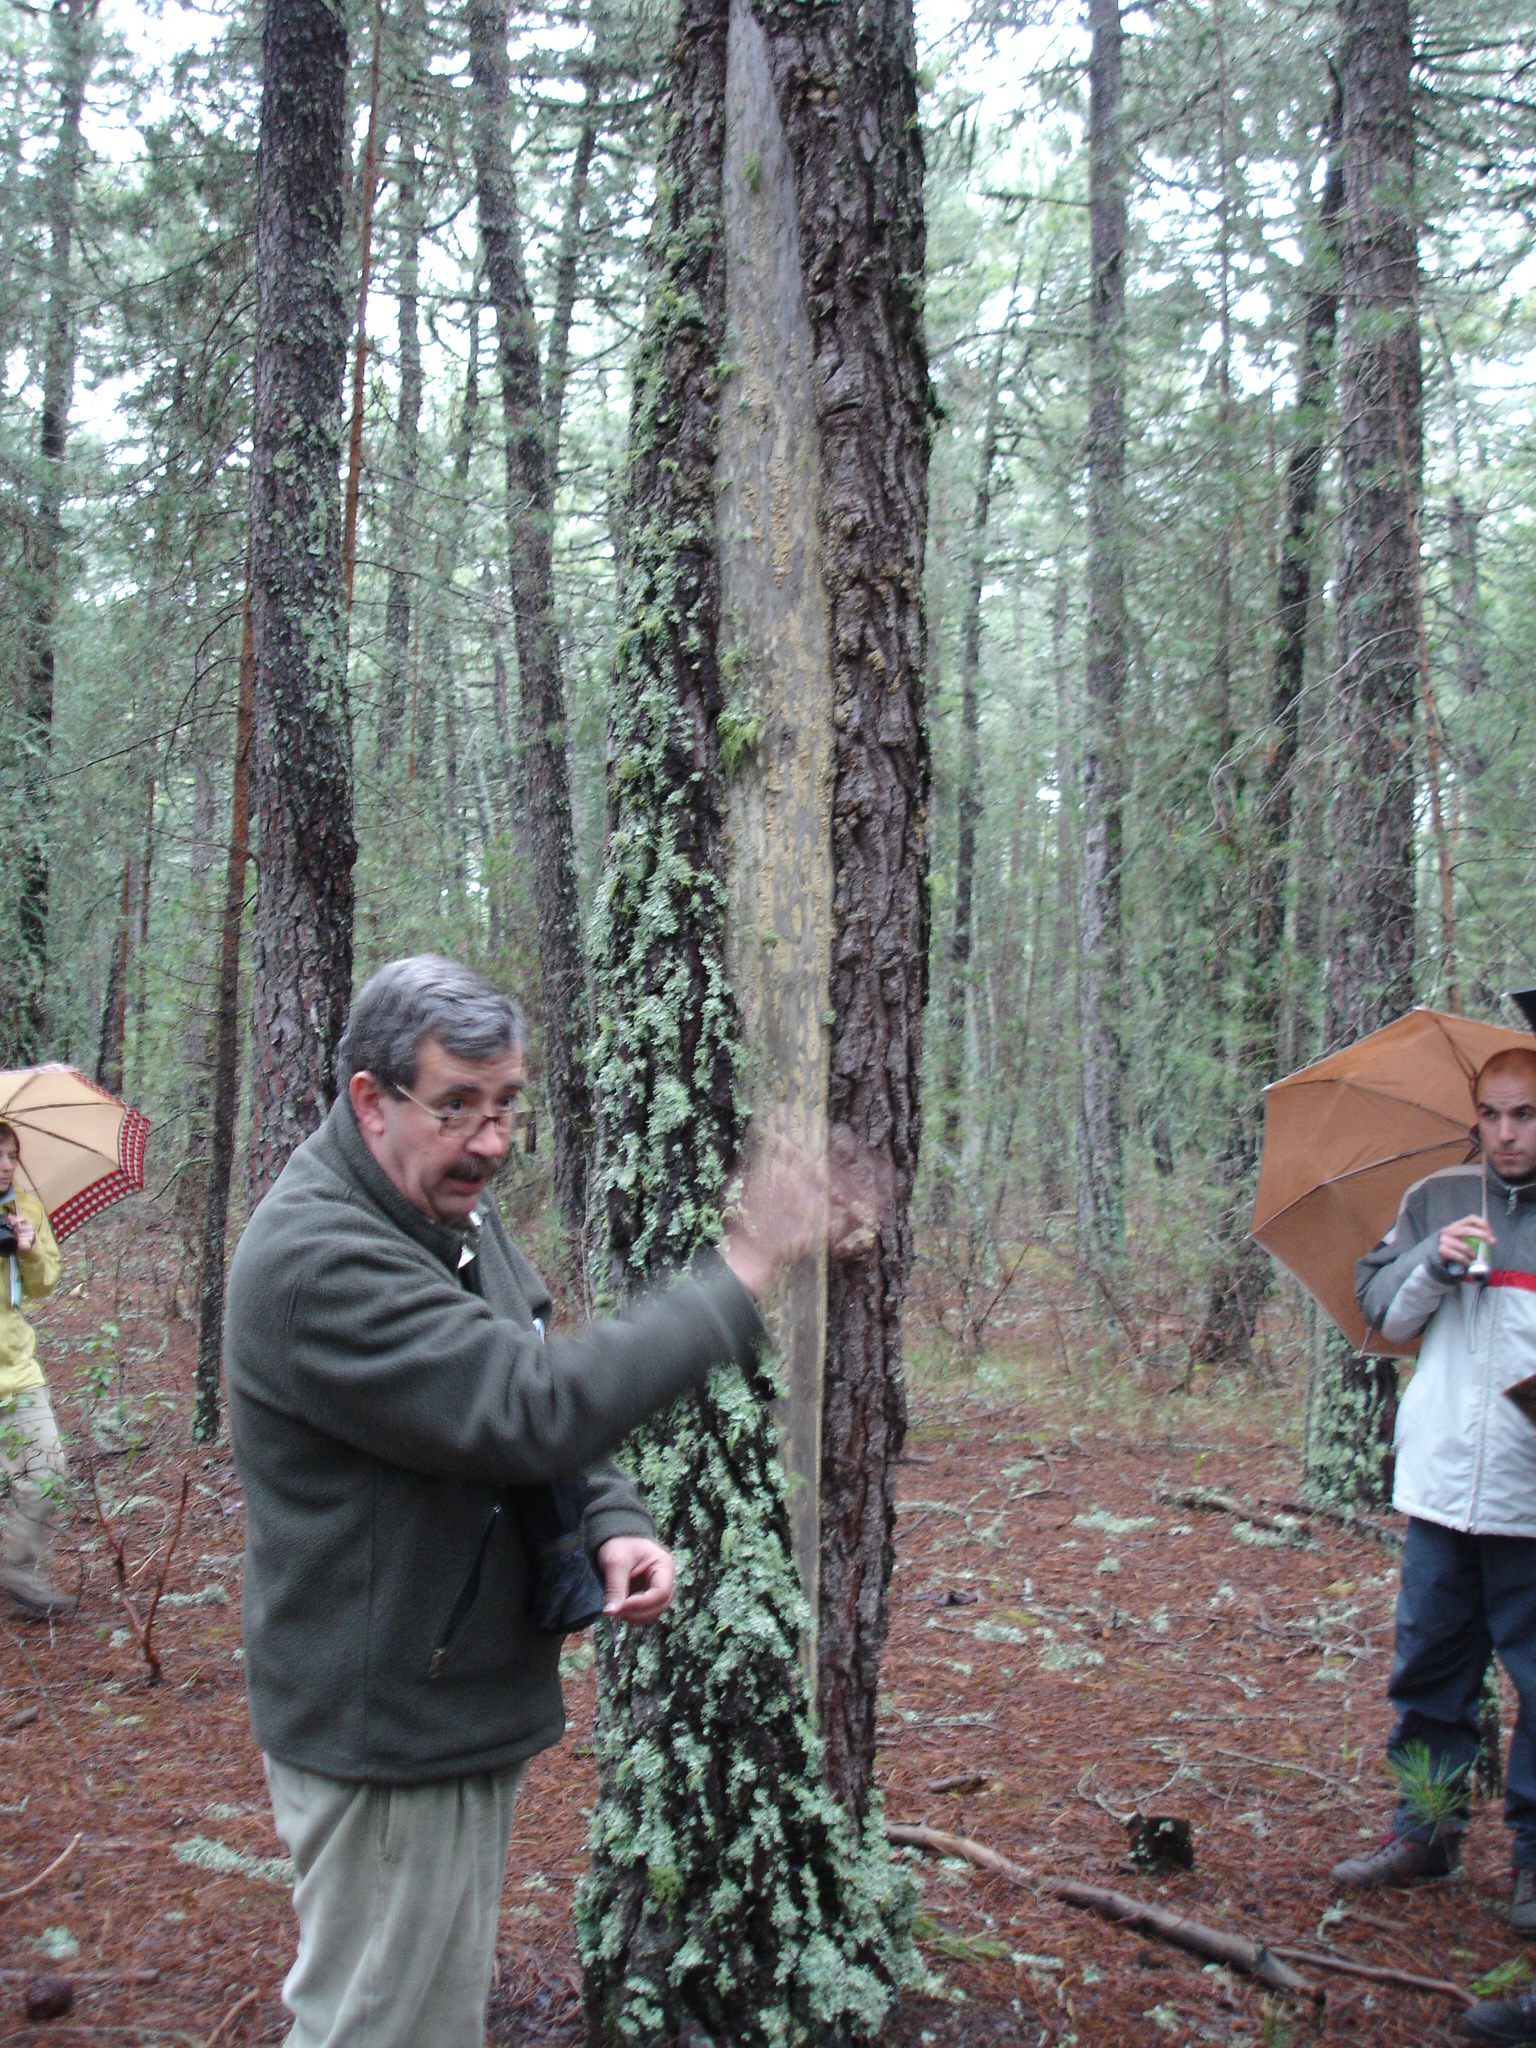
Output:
top-left (0, 1117), bottom-right (67, 1618)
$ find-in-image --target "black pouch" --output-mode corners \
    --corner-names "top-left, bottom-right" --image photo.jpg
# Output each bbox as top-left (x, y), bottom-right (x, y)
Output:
top-left (511, 1477), bottom-right (606, 1636)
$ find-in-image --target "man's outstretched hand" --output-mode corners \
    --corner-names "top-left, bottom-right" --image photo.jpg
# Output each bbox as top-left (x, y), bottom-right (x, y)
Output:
top-left (596, 1535), bottom-right (676, 1624)
top-left (721, 1122), bottom-right (892, 1299)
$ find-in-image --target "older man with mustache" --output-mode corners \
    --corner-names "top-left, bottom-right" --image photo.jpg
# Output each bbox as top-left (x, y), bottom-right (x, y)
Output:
top-left (226, 955), bottom-right (818, 2048)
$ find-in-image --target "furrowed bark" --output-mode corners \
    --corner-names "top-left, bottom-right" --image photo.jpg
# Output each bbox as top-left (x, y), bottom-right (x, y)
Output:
top-left (1308, 0), bottom-right (1420, 1505)
top-left (466, 0), bottom-right (592, 1243)
top-left (1077, 0), bottom-right (1128, 1262)
top-left (195, 584), bottom-right (256, 1443)
top-left (246, 0), bottom-right (357, 1205)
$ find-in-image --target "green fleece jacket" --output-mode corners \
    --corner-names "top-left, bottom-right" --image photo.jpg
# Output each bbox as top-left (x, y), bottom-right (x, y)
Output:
top-left (225, 1096), bottom-right (764, 1783)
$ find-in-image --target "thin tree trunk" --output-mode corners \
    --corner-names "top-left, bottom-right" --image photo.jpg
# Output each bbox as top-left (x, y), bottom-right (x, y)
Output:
top-left (1308, 0), bottom-right (1420, 1505)
top-left (939, 301), bottom-right (1013, 1166)
top-left (9, 0), bottom-right (97, 1063)
top-left (543, 78), bottom-right (598, 490)
top-left (1077, 0), bottom-right (1128, 1260)
top-left (341, 0), bottom-right (382, 624)
top-left (466, 0), bottom-right (592, 1241)
top-left (1198, 83), bottom-right (1343, 1366)
top-left (96, 859), bottom-right (131, 1094)
top-left (1039, 562), bottom-right (1075, 1214)
top-left (132, 775), bottom-right (155, 1084)
top-left (195, 586), bottom-right (256, 1443)
top-left (379, 0), bottom-right (425, 769)
top-left (423, 300), bottom-right (482, 899)
top-left (247, 0), bottom-right (357, 1205)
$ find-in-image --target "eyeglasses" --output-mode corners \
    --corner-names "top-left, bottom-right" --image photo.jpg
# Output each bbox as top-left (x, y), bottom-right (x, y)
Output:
top-left (393, 1084), bottom-right (533, 1144)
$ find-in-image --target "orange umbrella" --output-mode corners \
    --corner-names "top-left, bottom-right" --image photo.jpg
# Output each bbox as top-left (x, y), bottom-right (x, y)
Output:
top-left (0, 1064), bottom-right (150, 1238)
top-left (1251, 1008), bottom-right (1531, 1357)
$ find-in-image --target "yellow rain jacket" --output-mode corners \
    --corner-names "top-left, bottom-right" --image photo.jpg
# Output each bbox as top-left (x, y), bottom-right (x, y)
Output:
top-left (0, 1191), bottom-right (60, 1400)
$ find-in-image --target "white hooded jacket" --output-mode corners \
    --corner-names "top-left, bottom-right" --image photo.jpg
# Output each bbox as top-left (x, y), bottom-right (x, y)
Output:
top-left (1356, 1162), bottom-right (1536, 1539)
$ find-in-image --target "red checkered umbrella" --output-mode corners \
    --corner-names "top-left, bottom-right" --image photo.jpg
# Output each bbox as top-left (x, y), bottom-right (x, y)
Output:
top-left (0, 1064), bottom-right (150, 1238)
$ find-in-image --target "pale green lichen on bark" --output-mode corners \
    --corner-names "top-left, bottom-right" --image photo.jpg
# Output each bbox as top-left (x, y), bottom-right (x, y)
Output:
top-left (580, 26), bottom-right (912, 2041)
top-left (1303, 1327), bottom-right (1396, 1509)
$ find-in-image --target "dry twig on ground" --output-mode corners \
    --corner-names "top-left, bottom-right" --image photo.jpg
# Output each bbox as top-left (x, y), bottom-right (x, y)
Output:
top-left (1266, 1945), bottom-right (1471, 2005)
top-left (0, 1831), bottom-right (81, 1907)
top-left (887, 1821), bottom-right (1318, 1998)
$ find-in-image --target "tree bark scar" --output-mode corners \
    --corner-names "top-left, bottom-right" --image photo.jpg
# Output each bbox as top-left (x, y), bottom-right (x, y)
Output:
top-left (747, 0), bottom-right (930, 1825)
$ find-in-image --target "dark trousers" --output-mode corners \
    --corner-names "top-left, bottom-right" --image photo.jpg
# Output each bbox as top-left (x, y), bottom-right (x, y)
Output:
top-left (1389, 1517), bottom-right (1536, 1867)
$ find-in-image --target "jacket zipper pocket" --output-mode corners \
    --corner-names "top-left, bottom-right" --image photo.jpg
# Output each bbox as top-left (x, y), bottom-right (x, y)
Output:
top-left (428, 1503), bottom-right (502, 1679)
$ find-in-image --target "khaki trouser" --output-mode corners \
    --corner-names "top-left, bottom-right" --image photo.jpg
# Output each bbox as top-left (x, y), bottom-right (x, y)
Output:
top-left (0, 1387), bottom-right (67, 1575)
top-left (264, 1753), bottom-right (525, 2048)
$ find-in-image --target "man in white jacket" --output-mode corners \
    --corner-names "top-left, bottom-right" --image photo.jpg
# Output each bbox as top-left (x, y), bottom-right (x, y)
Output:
top-left (1333, 1047), bottom-right (1536, 1947)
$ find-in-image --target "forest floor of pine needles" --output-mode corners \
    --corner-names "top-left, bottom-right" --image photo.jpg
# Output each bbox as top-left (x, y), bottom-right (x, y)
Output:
top-left (0, 1205), bottom-right (1517, 2047)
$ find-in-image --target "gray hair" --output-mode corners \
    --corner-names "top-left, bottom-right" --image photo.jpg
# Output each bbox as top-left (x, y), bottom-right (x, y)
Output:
top-left (335, 956), bottom-right (525, 1094)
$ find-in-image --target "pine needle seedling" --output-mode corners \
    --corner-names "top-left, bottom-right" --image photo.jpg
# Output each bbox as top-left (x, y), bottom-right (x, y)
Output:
top-left (1388, 1741), bottom-right (1470, 1842)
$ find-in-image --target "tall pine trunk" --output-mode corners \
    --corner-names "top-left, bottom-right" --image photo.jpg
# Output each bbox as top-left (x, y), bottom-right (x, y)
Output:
top-left (466, 0), bottom-right (592, 1243)
top-left (1198, 87), bottom-right (1344, 1366)
top-left (1077, 0), bottom-right (1128, 1260)
top-left (758, 0), bottom-right (931, 1827)
top-left (578, 0), bottom-right (917, 2036)
top-left (1306, 0), bottom-right (1420, 1503)
top-left (7, 0), bottom-right (96, 1063)
top-left (247, 0), bottom-right (356, 1204)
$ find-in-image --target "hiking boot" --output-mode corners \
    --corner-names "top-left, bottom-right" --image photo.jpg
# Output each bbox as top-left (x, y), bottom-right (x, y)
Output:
top-left (1329, 1832), bottom-right (1459, 1887)
top-left (0, 1565), bottom-right (73, 1621)
top-left (1461, 1988), bottom-right (1536, 2044)
top-left (1511, 1869), bottom-right (1536, 1938)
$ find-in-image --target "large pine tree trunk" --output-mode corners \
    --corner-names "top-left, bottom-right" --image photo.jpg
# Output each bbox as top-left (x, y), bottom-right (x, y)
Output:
top-left (751, 0), bottom-right (930, 1830)
top-left (578, 1), bottom-right (915, 2037)
top-left (1198, 91), bottom-right (1344, 1367)
top-left (246, 0), bottom-right (356, 1204)
top-left (466, 0), bottom-right (592, 1243)
top-left (1306, 0), bottom-right (1420, 1503)
top-left (7, 0), bottom-right (96, 1063)
top-left (1077, 0), bottom-right (1128, 1261)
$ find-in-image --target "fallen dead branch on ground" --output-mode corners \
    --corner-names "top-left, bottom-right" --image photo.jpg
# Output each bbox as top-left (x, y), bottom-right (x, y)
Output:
top-left (886, 1821), bottom-right (1318, 1998)
top-left (86, 1464), bottom-right (190, 1685)
top-left (1152, 1483), bottom-right (1307, 1540)
top-left (0, 1831), bottom-right (81, 1907)
top-left (1265, 1945), bottom-right (1471, 2006)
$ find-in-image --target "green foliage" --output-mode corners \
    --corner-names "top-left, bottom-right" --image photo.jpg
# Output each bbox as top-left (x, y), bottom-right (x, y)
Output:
top-left (1389, 1740), bottom-right (1471, 1840)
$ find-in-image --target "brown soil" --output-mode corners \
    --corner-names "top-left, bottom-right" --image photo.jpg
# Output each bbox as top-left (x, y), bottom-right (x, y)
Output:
top-left (0, 1211), bottom-right (1516, 2047)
